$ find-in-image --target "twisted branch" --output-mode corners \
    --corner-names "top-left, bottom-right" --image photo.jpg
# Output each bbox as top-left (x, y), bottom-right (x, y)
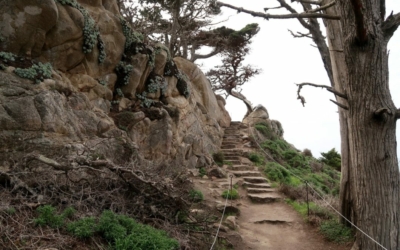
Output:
top-left (296, 82), bottom-right (348, 107)
top-left (216, 1), bottom-right (340, 20)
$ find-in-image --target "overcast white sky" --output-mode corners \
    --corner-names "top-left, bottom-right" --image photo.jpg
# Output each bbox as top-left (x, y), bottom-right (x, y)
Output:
top-left (201, 1), bottom-right (400, 158)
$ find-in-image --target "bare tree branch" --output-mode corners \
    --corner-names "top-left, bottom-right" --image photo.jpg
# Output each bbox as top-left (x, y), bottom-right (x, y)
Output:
top-left (278, 0), bottom-right (334, 85)
top-left (330, 99), bottom-right (349, 110)
top-left (292, 0), bottom-right (323, 5)
top-left (296, 82), bottom-right (347, 100)
top-left (288, 29), bottom-right (313, 38)
top-left (216, 1), bottom-right (340, 20)
top-left (263, 6), bottom-right (283, 12)
top-left (21, 153), bottom-right (190, 207)
top-left (306, 1), bottom-right (336, 13)
top-left (26, 154), bottom-right (72, 172)
top-left (382, 11), bottom-right (400, 39)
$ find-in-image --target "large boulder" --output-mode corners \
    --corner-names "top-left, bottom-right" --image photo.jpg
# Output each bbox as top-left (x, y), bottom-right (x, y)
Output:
top-left (243, 104), bottom-right (284, 138)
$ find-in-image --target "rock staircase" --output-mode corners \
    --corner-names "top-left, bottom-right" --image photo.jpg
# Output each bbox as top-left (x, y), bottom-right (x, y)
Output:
top-left (220, 121), bottom-right (281, 203)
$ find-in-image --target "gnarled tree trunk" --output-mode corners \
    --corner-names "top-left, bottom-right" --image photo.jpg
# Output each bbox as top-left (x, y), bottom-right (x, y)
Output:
top-left (335, 1), bottom-right (400, 249)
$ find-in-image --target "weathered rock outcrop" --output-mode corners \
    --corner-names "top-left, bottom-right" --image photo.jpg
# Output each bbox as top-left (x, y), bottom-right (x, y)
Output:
top-left (243, 105), bottom-right (283, 138)
top-left (0, 0), bottom-right (230, 171)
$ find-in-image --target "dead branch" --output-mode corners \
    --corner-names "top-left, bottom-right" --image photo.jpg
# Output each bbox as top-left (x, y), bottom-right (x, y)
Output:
top-left (21, 153), bottom-right (190, 209)
top-left (263, 6), bottom-right (283, 12)
top-left (0, 171), bottom-right (38, 197)
top-left (296, 82), bottom-right (347, 107)
top-left (288, 29), bottom-right (313, 38)
top-left (382, 11), bottom-right (400, 39)
top-left (216, 2), bottom-right (340, 20)
top-left (306, 1), bottom-right (336, 13)
top-left (330, 99), bottom-right (349, 110)
top-left (276, 0), bottom-right (335, 86)
top-left (26, 153), bottom-right (72, 172)
top-left (292, 0), bottom-right (323, 5)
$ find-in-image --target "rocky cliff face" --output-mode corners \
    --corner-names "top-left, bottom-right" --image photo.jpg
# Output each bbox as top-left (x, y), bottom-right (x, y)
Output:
top-left (0, 0), bottom-right (230, 170)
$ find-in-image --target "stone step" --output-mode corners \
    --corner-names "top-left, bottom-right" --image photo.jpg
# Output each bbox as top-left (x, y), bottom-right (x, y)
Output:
top-left (243, 182), bottom-right (271, 189)
top-left (231, 171), bottom-right (262, 177)
top-left (225, 127), bottom-right (239, 131)
top-left (222, 142), bottom-right (240, 147)
top-left (226, 160), bottom-right (241, 165)
top-left (247, 188), bottom-right (276, 194)
top-left (224, 131), bottom-right (240, 135)
top-left (222, 138), bottom-right (238, 143)
top-left (221, 149), bottom-right (242, 153)
top-left (221, 144), bottom-right (236, 149)
top-left (229, 165), bottom-right (255, 171)
top-left (223, 134), bottom-right (241, 138)
top-left (224, 156), bottom-right (240, 161)
top-left (222, 151), bottom-right (241, 155)
top-left (243, 177), bottom-right (268, 184)
top-left (247, 193), bottom-right (281, 203)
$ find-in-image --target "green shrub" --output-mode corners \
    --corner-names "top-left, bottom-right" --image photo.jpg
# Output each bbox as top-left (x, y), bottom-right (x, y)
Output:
top-left (114, 223), bottom-right (179, 250)
top-left (283, 150), bottom-right (308, 168)
top-left (248, 152), bottom-right (264, 165)
top-left (67, 217), bottom-right (96, 238)
top-left (97, 210), bottom-right (179, 250)
top-left (286, 200), bottom-right (317, 217)
top-left (221, 189), bottom-right (239, 200)
top-left (97, 210), bottom-right (128, 242)
top-left (189, 189), bottom-right (204, 202)
top-left (263, 162), bottom-right (290, 183)
top-left (62, 207), bottom-right (76, 219)
top-left (4, 207), bottom-right (16, 215)
top-left (255, 123), bottom-right (275, 139)
top-left (286, 200), bottom-right (333, 220)
top-left (213, 152), bottom-right (225, 166)
top-left (34, 205), bottom-right (64, 228)
top-left (199, 167), bottom-right (207, 177)
top-left (319, 148), bottom-right (341, 171)
top-left (261, 139), bottom-right (290, 158)
top-left (320, 220), bottom-right (353, 243)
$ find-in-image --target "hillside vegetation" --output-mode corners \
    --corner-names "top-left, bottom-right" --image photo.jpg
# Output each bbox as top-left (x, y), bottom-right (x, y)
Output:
top-left (249, 122), bottom-right (353, 243)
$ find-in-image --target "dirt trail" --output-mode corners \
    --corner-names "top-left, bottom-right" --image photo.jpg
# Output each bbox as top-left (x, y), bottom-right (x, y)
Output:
top-left (193, 122), bottom-right (350, 250)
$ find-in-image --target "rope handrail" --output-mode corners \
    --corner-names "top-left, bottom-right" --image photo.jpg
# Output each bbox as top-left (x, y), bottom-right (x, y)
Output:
top-left (209, 192), bottom-right (229, 250)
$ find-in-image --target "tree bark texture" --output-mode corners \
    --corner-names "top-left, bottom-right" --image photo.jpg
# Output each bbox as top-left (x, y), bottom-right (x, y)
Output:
top-left (335, 1), bottom-right (400, 249)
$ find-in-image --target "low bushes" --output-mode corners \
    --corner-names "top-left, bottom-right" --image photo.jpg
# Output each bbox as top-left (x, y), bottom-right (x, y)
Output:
top-left (320, 220), bottom-right (353, 243)
top-left (212, 152), bottom-right (225, 167)
top-left (189, 189), bottom-right (204, 202)
top-left (33, 206), bottom-right (179, 249)
top-left (248, 152), bottom-right (264, 165)
top-left (221, 189), bottom-right (239, 200)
